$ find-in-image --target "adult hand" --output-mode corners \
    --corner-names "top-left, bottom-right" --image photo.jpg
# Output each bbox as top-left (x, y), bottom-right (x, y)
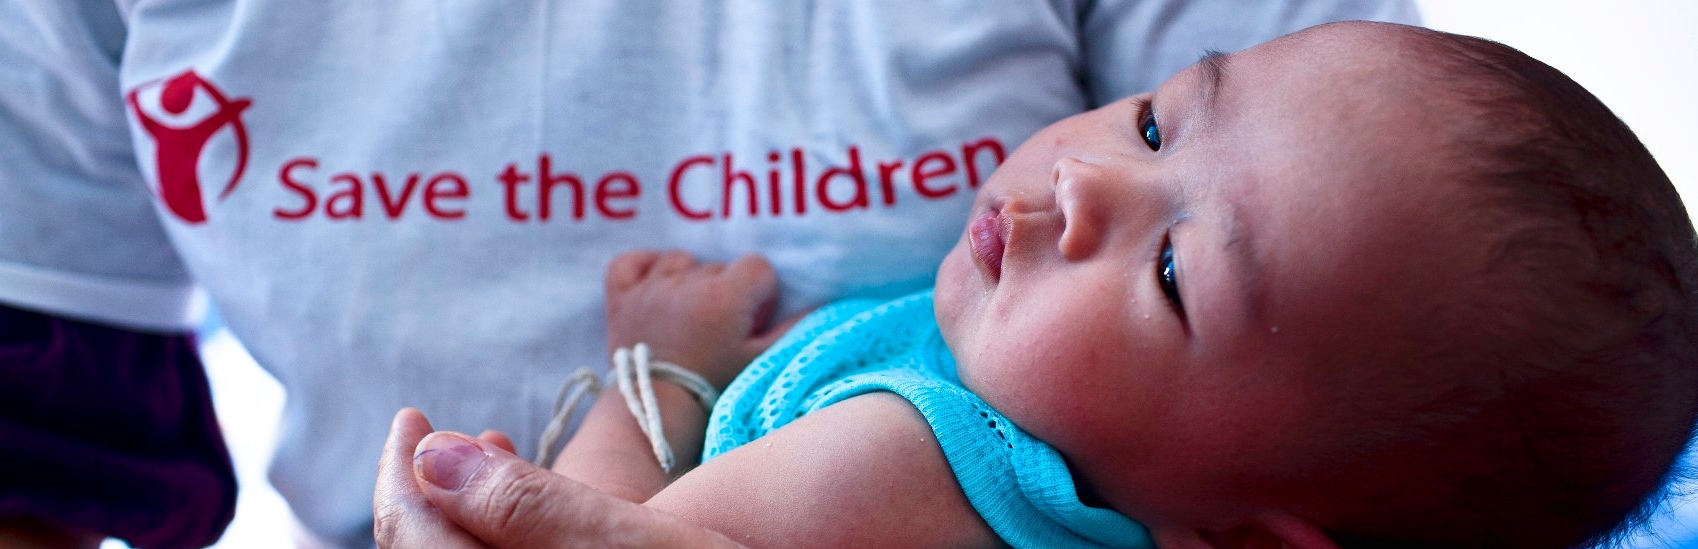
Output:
top-left (373, 408), bottom-right (747, 549)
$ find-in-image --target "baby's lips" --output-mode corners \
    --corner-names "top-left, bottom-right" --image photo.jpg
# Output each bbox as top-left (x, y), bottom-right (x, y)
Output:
top-left (969, 208), bottom-right (1006, 280)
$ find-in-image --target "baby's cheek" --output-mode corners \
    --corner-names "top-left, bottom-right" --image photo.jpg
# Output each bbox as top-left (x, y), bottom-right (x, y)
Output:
top-left (955, 349), bottom-right (1033, 421)
top-left (1017, 359), bottom-right (1160, 462)
top-left (932, 248), bottom-right (972, 332)
top-left (961, 353), bottom-right (1084, 448)
top-left (1025, 384), bottom-right (1128, 452)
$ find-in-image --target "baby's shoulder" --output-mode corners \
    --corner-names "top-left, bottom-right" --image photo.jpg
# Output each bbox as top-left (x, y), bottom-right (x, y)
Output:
top-left (654, 393), bottom-right (999, 548)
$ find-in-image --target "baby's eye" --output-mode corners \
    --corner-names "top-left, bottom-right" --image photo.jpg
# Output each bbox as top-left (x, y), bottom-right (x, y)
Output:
top-left (1138, 106), bottom-right (1162, 151)
top-left (1159, 237), bottom-right (1184, 314)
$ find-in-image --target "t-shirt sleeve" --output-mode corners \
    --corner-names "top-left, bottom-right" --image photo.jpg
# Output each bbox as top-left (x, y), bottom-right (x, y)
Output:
top-left (0, 0), bottom-right (200, 332)
top-left (1075, 0), bottom-right (1422, 105)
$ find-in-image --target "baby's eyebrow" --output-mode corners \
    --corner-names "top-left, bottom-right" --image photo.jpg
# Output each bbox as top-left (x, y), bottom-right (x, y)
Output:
top-left (1196, 49), bottom-right (1231, 105)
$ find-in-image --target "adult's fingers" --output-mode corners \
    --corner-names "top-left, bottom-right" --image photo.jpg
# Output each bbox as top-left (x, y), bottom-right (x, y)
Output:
top-left (412, 432), bottom-right (747, 549)
top-left (373, 409), bottom-right (489, 549)
top-left (477, 430), bottom-right (516, 455)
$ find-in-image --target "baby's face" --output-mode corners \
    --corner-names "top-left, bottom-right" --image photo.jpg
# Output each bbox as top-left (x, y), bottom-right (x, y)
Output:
top-left (935, 22), bottom-right (1484, 528)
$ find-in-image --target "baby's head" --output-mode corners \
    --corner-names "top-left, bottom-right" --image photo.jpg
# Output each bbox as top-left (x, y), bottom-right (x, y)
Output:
top-left (934, 21), bottom-right (1697, 549)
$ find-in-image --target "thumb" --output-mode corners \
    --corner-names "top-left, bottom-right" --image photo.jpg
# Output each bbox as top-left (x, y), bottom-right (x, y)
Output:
top-left (373, 409), bottom-right (489, 549)
top-left (412, 433), bottom-right (747, 549)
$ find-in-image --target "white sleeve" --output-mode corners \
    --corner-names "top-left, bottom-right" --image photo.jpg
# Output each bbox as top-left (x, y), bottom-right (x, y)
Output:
top-left (0, 0), bottom-right (200, 332)
top-left (1077, 0), bottom-right (1421, 105)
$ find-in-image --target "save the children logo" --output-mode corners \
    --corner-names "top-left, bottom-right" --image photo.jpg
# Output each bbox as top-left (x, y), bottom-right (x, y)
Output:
top-left (123, 68), bottom-right (1007, 225)
top-left (126, 70), bottom-right (252, 224)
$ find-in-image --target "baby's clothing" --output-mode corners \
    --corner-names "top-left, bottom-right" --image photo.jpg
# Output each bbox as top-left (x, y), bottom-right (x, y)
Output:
top-left (703, 291), bottom-right (1153, 549)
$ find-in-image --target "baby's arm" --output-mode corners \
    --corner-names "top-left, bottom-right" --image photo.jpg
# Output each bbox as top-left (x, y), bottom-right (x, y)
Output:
top-left (647, 392), bottom-right (1003, 548)
top-left (554, 250), bottom-right (1001, 547)
top-left (552, 250), bottom-right (787, 502)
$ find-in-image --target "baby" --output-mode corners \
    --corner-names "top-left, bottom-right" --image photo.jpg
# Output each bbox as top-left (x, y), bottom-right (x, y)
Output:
top-left (536, 21), bottom-right (1696, 549)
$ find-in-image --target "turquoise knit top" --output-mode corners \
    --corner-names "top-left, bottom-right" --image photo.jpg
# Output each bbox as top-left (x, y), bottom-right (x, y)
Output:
top-left (702, 291), bottom-right (1153, 548)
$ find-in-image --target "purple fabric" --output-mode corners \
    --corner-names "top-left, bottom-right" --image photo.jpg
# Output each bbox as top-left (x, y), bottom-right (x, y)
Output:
top-left (0, 305), bottom-right (236, 549)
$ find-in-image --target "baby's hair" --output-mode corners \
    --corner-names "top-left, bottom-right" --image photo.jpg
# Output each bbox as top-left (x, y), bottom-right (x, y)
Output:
top-left (1312, 24), bottom-right (1698, 549)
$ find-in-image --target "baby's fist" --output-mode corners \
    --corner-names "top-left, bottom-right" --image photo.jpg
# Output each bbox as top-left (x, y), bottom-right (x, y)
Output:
top-left (603, 250), bottom-right (782, 388)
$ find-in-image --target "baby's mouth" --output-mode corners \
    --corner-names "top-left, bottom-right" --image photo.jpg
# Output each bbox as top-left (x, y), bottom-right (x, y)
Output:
top-left (969, 205), bottom-right (1007, 281)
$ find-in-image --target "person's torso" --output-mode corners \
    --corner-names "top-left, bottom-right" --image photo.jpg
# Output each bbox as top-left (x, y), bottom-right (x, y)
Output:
top-left (116, 1), bottom-right (1091, 544)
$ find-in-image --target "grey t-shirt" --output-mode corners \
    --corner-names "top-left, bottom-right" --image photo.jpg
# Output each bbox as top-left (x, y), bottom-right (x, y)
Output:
top-left (0, 1), bottom-right (1416, 546)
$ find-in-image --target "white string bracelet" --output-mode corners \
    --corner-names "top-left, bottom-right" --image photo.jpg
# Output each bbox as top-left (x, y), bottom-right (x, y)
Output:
top-left (533, 343), bottom-right (719, 474)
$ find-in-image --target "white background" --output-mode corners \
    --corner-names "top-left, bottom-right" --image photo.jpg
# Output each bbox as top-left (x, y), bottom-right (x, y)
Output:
top-left (103, 2), bottom-right (1698, 548)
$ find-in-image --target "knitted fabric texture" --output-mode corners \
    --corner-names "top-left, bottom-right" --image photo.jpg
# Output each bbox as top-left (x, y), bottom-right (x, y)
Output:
top-left (703, 291), bottom-right (1153, 548)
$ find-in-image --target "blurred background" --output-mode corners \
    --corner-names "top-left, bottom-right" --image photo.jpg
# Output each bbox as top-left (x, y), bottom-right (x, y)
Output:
top-left (101, 1), bottom-right (1698, 548)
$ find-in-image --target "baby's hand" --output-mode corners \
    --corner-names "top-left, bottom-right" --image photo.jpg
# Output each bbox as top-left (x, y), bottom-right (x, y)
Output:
top-left (604, 250), bottom-right (785, 388)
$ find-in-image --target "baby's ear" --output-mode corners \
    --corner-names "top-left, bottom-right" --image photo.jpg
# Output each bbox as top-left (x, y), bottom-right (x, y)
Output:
top-left (1153, 515), bottom-right (1341, 549)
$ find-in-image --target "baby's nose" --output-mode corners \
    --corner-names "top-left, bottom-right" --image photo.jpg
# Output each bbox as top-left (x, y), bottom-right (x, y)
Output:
top-left (1053, 157), bottom-right (1109, 261)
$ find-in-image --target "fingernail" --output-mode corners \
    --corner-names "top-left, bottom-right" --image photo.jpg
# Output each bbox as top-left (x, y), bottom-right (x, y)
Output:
top-left (414, 434), bottom-right (487, 491)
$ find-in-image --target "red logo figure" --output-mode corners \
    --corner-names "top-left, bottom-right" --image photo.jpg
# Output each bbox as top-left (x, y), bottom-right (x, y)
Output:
top-left (127, 70), bottom-right (251, 224)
